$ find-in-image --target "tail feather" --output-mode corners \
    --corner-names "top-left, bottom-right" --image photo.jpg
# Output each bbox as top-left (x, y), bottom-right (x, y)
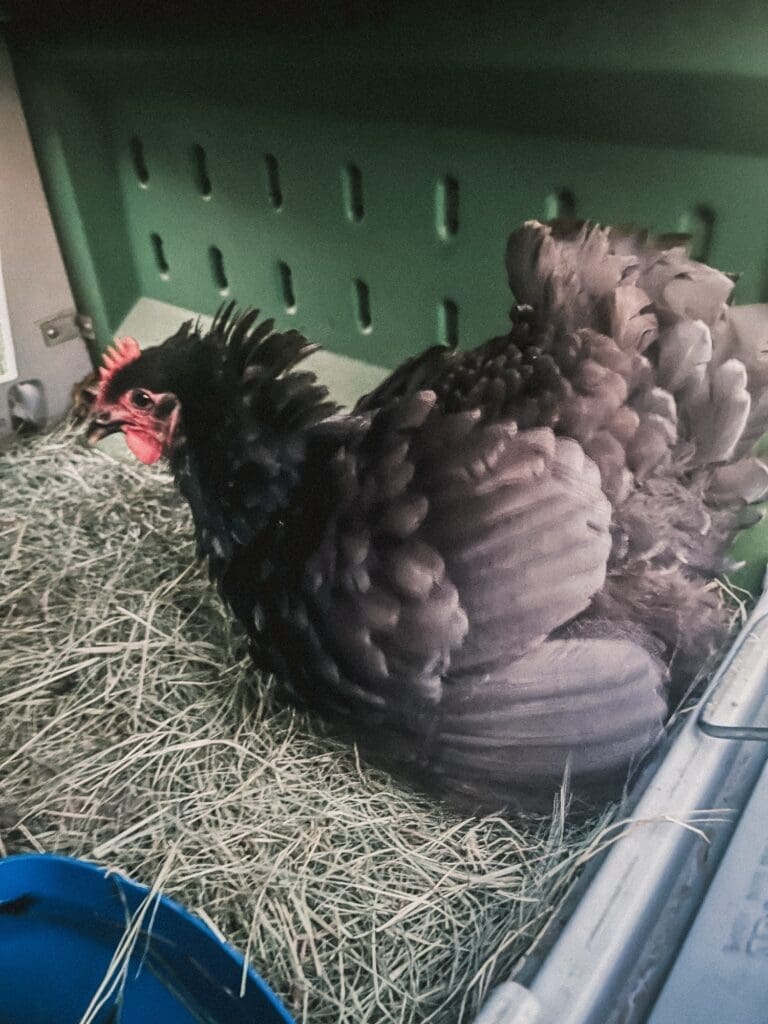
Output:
top-left (608, 284), bottom-right (658, 354)
top-left (709, 457), bottom-right (768, 505)
top-left (712, 304), bottom-right (768, 460)
top-left (505, 220), bottom-right (768, 478)
top-left (686, 358), bottom-right (751, 465)
top-left (656, 319), bottom-right (712, 394)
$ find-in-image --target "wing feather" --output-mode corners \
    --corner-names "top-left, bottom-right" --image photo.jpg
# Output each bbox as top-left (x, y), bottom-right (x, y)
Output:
top-left (299, 394), bottom-right (612, 733)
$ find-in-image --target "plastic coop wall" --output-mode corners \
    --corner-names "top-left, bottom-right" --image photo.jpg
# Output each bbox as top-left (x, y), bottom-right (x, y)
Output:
top-left (9, 0), bottom-right (768, 372)
top-left (0, 36), bottom-right (91, 430)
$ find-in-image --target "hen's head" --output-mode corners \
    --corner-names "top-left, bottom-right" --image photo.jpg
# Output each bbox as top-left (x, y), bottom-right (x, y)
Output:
top-left (86, 336), bottom-right (184, 464)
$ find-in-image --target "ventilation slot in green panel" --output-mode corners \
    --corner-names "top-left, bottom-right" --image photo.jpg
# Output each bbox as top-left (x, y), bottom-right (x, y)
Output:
top-left (343, 163), bottom-right (364, 223)
top-left (354, 279), bottom-right (372, 334)
top-left (150, 233), bottom-right (169, 280)
top-left (130, 136), bottom-right (149, 188)
top-left (278, 261), bottom-right (297, 314)
top-left (544, 188), bottom-right (577, 220)
top-left (264, 154), bottom-right (283, 210)
top-left (438, 299), bottom-right (459, 347)
top-left (209, 246), bottom-right (229, 296)
top-left (679, 205), bottom-right (716, 263)
top-left (193, 144), bottom-right (212, 200)
top-left (437, 176), bottom-right (459, 240)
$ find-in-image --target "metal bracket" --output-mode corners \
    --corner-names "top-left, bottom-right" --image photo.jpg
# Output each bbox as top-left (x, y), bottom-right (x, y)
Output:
top-left (75, 313), bottom-right (96, 342)
top-left (698, 610), bottom-right (768, 740)
top-left (37, 309), bottom-right (82, 347)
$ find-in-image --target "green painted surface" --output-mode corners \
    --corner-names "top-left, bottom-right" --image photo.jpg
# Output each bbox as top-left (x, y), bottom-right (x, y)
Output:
top-left (8, 1), bottom-right (768, 366)
top-left (727, 509), bottom-right (768, 597)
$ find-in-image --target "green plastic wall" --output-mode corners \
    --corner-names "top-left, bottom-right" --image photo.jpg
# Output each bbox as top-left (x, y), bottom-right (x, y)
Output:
top-left (8, 1), bottom-right (768, 368)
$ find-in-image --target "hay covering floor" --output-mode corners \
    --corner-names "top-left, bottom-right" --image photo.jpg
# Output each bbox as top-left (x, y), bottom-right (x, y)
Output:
top-left (0, 427), bottom-right (623, 1022)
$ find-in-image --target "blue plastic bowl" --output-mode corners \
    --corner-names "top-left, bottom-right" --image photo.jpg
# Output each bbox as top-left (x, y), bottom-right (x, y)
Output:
top-left (0, 854), bottom-right (295, 1024)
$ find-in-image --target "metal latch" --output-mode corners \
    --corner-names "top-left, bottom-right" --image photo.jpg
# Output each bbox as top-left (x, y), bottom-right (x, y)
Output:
top-left (699, 583), bottom-right (768, 740)
top-left (38, 309), bottom-right (82, 347)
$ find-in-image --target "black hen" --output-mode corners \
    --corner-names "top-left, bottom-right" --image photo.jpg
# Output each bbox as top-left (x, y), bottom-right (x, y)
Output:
top-left (86, 220), bottom-right (768, 812)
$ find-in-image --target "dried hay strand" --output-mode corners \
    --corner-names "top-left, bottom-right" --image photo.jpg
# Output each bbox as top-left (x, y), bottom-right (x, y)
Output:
top-left (0, 426), bottom-right (663, 1022)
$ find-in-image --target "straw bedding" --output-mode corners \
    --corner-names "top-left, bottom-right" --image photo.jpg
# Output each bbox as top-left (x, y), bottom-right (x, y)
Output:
top-left (0, 426), bottom-right (697, 1022)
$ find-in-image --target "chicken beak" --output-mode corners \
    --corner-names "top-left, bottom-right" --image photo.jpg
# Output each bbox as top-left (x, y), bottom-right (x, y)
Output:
top-left (86, 414), bottom-right (124, 445)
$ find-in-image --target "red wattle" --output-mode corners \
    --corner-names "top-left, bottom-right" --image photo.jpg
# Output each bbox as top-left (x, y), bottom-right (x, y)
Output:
top-left (124, 429), bottom-right (163, 465)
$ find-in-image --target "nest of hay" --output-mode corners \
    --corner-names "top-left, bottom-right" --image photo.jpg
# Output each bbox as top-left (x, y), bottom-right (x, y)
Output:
top-left (0, 427), bottom-right (661, 1022)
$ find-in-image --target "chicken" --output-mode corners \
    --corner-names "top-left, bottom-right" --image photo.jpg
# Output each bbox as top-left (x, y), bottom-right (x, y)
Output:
top-left (85, 220), bottom-right (768, 813)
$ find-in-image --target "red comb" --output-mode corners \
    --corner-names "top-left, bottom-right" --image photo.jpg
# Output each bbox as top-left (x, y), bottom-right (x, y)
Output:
top-left (96, 336), bottom-right (142, 403)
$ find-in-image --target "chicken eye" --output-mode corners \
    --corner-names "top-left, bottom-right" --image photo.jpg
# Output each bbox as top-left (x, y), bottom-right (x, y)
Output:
top-left (130, 389), bottom-right (153, 410)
